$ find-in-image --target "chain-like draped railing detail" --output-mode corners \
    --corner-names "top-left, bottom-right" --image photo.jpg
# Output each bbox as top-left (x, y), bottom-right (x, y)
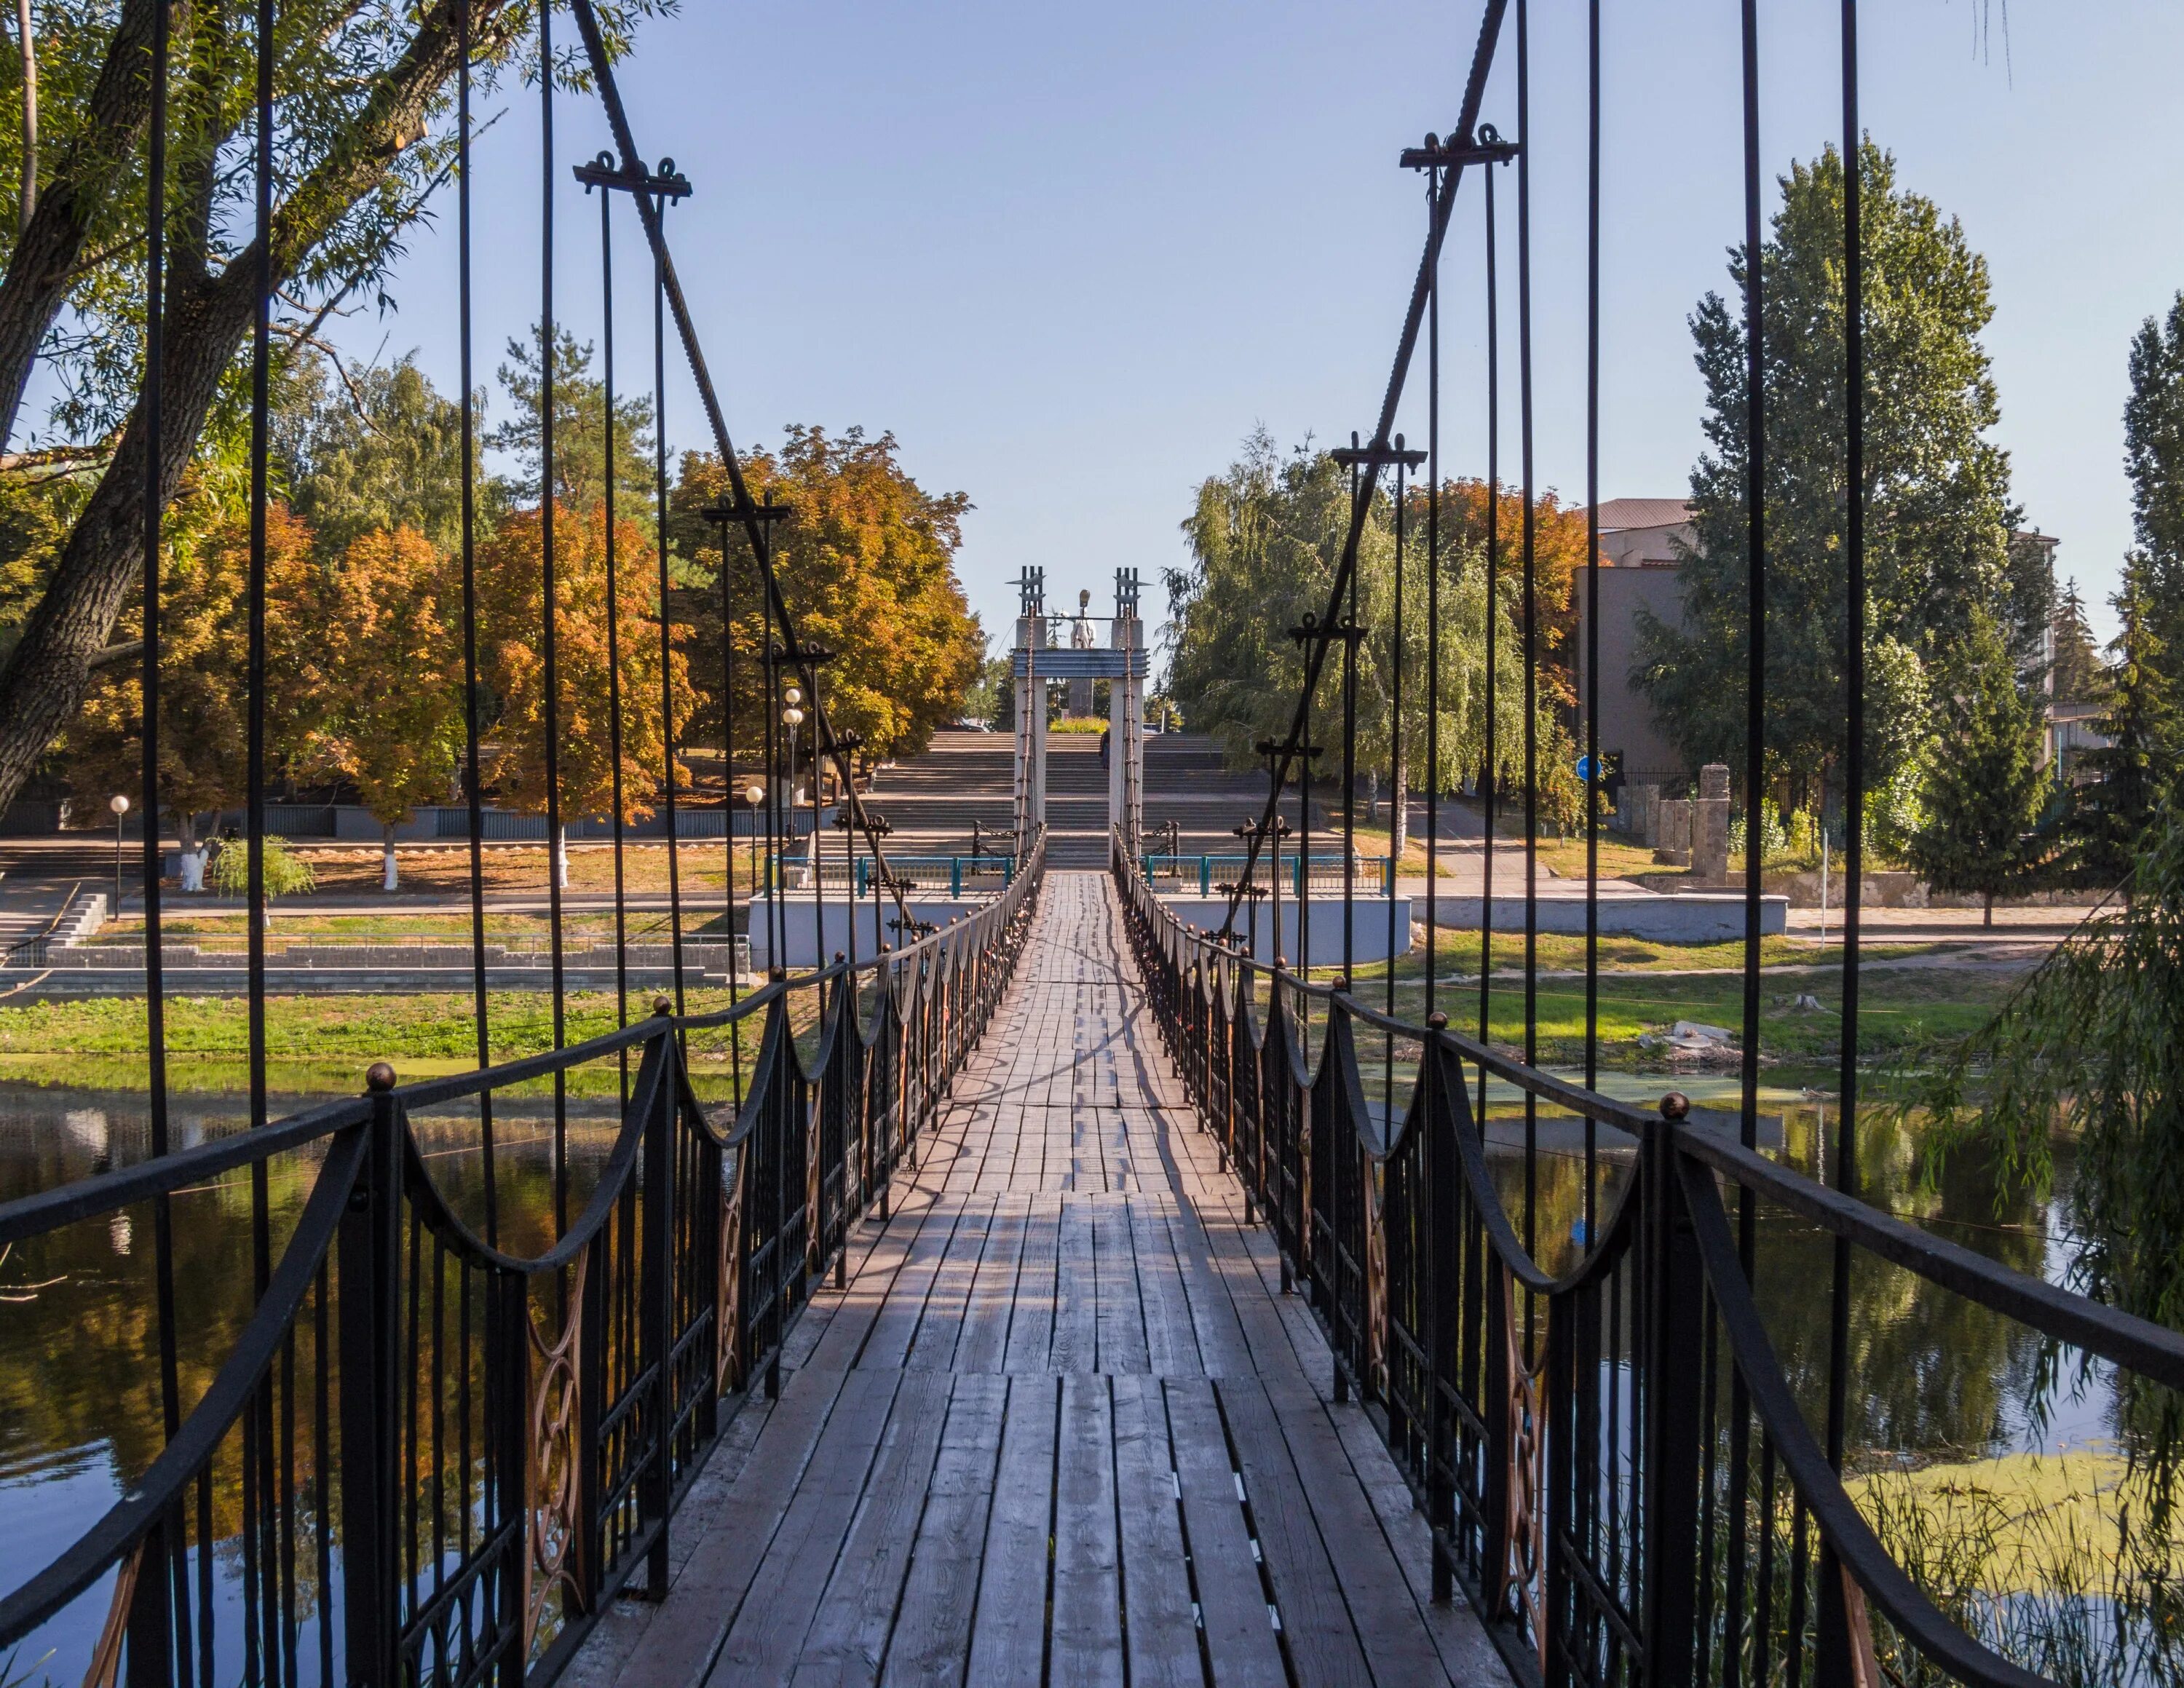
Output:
top-left (1117, 841), bottom-right (2184, 1688)
top-left (0, 836), bottom-right (1041, 1687)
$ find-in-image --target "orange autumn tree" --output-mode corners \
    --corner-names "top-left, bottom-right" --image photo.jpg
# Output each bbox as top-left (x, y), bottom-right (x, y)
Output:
top-left (317, 526), bottom-right (467, 889)
top-left (1429, 477), bottom-right (1593, 707)
top-left (676, 427), bottom-right (981, 778)
top-left (66, 504), bottom-right (325, 864)
top-left (478, 503), bottom-right (696, 885)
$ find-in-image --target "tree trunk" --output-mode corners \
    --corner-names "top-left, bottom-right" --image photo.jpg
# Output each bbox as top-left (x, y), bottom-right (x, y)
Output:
top-left (173, 810), bottom-right (198, 892)
top-left (0, 0), bottom-right (165, 449)
top-left (1390, 734), bottom-right (1409, 862)
top-left (553, 824), bottom-right (569, 890)
top-left (15, 0), bottom-right (36, 235)
top-left (1983, 892), bottom-right (1993, 929)
top-left (0, 0), bottom-right (514, 820)
top-left (382, 821), bottom-right (399, 892)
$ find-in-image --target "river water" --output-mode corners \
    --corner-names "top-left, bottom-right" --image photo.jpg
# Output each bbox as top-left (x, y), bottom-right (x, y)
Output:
top-left (0, 1071), bottom-right (2127, 1680)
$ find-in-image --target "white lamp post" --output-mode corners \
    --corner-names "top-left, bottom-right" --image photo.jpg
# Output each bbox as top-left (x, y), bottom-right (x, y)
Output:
top-left (108, 794), bottom-right (130, 918)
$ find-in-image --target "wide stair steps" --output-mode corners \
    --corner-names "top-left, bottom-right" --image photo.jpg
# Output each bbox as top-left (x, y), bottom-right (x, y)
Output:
top-left (862, 729), bottom-right (1318, 873)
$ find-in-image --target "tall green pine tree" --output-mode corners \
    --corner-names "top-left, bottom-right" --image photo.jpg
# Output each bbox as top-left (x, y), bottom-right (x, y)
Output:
top-left (1907, 616), bottom-right (2051, 925)
top-left (2069, 581), bottom-right (2178, 892)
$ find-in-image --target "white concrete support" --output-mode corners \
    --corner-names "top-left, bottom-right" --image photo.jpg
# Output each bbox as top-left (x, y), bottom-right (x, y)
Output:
top-left (1013, 614), bottom-right (1047, 855)
top-left (1108, 612), bottom-right (1142, 857)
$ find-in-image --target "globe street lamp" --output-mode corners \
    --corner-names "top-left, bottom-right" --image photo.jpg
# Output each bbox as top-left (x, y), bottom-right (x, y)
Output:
top-left (108, 794), bottom-right (130, 919)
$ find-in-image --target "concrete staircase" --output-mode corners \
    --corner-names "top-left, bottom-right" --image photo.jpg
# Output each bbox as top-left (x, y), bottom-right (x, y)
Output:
top-left (862, 729), bottom-right (1318, 873)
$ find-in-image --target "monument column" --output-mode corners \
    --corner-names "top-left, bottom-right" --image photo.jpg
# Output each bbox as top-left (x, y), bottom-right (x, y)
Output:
top-left (1011, 566), bottom-right (1047, 860)
top-left (1109, 568), bottom-right (1144, 859)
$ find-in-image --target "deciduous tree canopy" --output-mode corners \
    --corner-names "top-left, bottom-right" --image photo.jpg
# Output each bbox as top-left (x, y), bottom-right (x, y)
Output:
top-left (674, 426), bottom-right (981, 770)
top-left (1636, 140), bottom-right (2025, 811)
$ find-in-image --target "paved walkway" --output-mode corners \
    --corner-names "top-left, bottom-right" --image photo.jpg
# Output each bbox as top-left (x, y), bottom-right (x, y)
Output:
top-left (568, 871), bottom-right (1509, 1688)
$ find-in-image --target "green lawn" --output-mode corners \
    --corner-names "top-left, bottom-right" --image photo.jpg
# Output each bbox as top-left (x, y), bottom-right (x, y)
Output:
top-left (0, 988), bottom-right (778, 1097)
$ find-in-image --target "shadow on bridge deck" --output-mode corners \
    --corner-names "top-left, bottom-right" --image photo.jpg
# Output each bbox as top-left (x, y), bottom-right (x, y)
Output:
top-left (564, 872), bottom-right (1510, 1688)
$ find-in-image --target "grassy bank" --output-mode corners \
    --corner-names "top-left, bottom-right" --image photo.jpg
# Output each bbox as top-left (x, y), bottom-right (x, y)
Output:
top-left (0, 990), bottom-right (772, 1097)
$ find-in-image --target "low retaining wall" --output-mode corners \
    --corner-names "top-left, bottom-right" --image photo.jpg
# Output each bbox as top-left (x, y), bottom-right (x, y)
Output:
top-left (1154, 898), bottom-right (1415, 966)
top-left (1422, 892), bottom-right (1786, 942)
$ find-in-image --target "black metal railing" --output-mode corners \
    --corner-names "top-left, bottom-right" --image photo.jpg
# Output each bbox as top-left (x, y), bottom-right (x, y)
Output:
top-left (1117, 841), bottom-right (2184, 1688)
top-left (0, 834), bottom-right (1042, 1687)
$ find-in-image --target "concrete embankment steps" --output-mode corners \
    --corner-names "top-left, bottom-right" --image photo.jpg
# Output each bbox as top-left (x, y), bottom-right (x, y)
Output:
top-left (861, 729), bottom-right (1321, 870)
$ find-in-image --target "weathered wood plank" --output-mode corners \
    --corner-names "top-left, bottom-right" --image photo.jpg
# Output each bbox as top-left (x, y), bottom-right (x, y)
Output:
top-left (1002, 1196), bottom-right (1059, 1374)
top-left (1216, 1374), bottom-right (1374, 1687)
top-left (1048, 1194), bottom-right (1099, 1375)
top-left (1109, 1374), bottom-right (1202, 1688)
top-left (1091, 1196), bottom-right (1150, 1376)
top-left (966, 1375), bottom-right (1058, 1683)
top-left (878, 1374), bottom-right (1009, 1687)
top-left (1051, 1376), bottom-right (1124, 1686)
top-left (790, 1371), bottom-right (955, 1687)
top-left (708, 1368), bottom-right (903, 1684)
top-left (948, 1199), bottom-right (1026, 1374)
top-left (1165, 1376), bottom-right (1286, 1687)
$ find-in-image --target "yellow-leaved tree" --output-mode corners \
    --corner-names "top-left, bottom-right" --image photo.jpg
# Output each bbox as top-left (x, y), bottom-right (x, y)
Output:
top-left (65, 505), bottom-right (324, 869)
top-left (478, 504), bottom-right (695, 887)
top-left (675, 427), bottom-right (981, 781)
top-left (317, 526), bottom-right (467, 889)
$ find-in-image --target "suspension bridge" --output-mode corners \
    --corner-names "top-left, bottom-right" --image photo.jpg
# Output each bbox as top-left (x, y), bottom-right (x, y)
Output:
top-left (0, 1), bottom-right (2175, 1686)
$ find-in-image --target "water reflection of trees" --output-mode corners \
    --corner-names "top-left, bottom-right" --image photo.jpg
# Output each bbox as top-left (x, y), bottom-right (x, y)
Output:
top-left (0, 1098), bottom-right (613, 1505)
top-left (1481, 1103), bottom-right (2073, 1462)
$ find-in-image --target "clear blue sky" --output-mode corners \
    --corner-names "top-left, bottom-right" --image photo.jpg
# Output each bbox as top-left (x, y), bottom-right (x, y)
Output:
top-left (344, 0), bottom-right (2184, 654)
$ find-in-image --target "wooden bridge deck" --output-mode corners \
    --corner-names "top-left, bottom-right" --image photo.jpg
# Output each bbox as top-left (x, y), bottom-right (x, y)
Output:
top-left (569, 873), bottom-right (1511, 1688)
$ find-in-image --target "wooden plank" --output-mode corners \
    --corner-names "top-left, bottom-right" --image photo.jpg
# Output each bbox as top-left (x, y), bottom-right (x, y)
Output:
top-left (878, 1375), bottom-right (1008, 1687)
top-left (1050, 1376), bottom-right (1123, 1686)
top-left (791, 1371), bottom-right (954, 1687)
top-left (1150, 1190), bottom-right (1253, 1379)
top-left (1049, 1194), bottom-right (1099, 1374)
top-left (1002, 1196), bottom-right (1058, 1374)
top-left (1163, 1377), bottom-right (1286, 1687)
top-left (708, 1368), bottom-right (903, 1684)
top-left (1091, 1196), bottom-right (1151, 1376)
top-left (1109, 1374), bottom-right (1202, 1688)
top-left (857, 1193), bottom-right (969, 1370)
top-left (967, 1375), bottom-right (1058, 1684)
top-left (1216, 1374), bottom-right (1374, 1687)
top-left (949, 1200), bottom-right (1026, 1374)
top-left (1127, 1194), bottom-right (1203, 1380)
top-left (906, 1196), bottom-right (994, 1371)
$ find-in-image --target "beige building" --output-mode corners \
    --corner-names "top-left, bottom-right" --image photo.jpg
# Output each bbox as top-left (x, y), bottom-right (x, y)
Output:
top-left (1576, 504), bottom-right (2084, 792)
top-left (1574, 498), bottom-right (1696, 785)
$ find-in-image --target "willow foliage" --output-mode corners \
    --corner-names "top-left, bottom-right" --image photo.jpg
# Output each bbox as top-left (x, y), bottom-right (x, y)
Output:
top-left (1920, 811), bottom-right (2184, 1325)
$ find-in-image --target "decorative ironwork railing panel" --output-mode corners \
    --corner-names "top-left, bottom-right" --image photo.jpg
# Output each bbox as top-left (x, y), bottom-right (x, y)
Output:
top-left (1117, 841), bottom-right (2184, 1688)
top-left (0, 838), bottom-right (1042, 1686)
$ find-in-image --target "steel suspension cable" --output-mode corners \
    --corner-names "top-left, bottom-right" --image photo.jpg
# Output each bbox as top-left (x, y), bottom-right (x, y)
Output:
top-left (566, 0), bottom-right (917, 943)
top-left (655, 193), bottom-right (687, 1017)
top-left (1479, 159), bottom-right (1500, 1125)
top-left (598, 168), bottom-right (630, 1063)
top-left (541, 0), bottom-right (569, 1227)
top-left (1517, 0), bottom-right (1538, 1264)
top-left (1821, 4), bottom-right (1867, 1672)
top-left (1388, 444), bottom-right (1406, 1093)
top-left (1425, 166), bottom-right (1441, 1026)
top-left (138, 0), bottom-right (190, 1650)
top-left (715, 507), bottom-right (742, 1093)
top-left (1343, 441), bottom-right (1359, 987)
top-left (1728, 4), bottom-right (1770, 1678)
top-left (1582, 0), bottom-right (1602, 1240)
top-left (1209, 0), bottom-right (1510, 943)
top-left (245, 2), bottom-right (279, 1671)
top-left (456, 0), bottom-right (496, 1243)
top-left (1738, 0), bottom-right (1768, 1199)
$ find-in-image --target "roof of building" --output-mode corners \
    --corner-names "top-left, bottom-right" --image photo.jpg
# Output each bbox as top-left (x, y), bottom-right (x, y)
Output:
top-left (1594, 498), bottom-right (1692, 532)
